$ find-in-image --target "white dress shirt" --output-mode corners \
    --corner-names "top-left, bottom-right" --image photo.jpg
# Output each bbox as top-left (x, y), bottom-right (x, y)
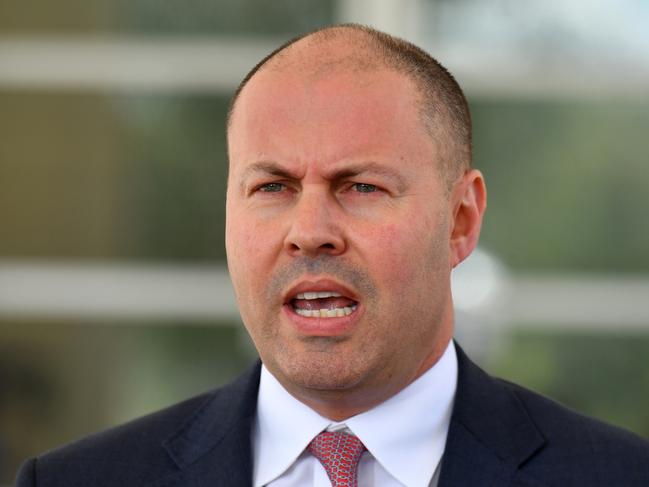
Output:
top-left (252, 340), bottom-right (458, 487)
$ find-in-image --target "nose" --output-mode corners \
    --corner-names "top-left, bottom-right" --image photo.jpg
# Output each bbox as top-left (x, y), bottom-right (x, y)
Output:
top-left (283, 189), bottom-right (346, 257)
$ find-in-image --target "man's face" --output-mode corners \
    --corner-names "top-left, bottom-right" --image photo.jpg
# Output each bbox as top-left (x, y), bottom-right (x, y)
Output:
top-left (226, 64), bottom-right (460, 415)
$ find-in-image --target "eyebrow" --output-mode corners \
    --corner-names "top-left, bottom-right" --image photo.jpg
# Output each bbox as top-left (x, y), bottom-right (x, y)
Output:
top-left (239, 161), bottom-right (297, 190)
top-left (329, 162), bottom-right (407, 192)
top-left (241, 161), bottom-right (296, 181)
top-left (239, 160), bottom-right (408, 192)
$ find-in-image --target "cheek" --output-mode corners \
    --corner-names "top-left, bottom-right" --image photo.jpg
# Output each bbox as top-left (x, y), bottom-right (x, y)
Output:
top-left (226, 216), bottom-right (277, 293)
top-left (360, 216), bottom-right (449, 288)
top-left (361, 223), bottom-right (417, 282)
top-left (228, 213), bottom-right (273, 257)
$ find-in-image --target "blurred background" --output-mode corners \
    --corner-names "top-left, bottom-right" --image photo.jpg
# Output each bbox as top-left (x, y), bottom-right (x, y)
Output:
top-left (1, 0), bottom-right (648, 483)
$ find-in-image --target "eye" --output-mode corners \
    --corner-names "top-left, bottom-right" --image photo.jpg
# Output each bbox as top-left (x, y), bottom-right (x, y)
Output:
top-left (257, 182), bottom-right (286, 193)
top-left (352, 183), bottom-right (378, 193)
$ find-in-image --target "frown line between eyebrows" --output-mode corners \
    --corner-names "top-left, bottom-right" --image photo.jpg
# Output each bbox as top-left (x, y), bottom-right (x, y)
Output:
top-left (237, 159), bottom-right (409, 193)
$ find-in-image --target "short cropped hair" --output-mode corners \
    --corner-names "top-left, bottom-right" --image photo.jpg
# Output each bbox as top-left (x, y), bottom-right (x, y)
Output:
top-left (227, 24), bottom-right (472, 186)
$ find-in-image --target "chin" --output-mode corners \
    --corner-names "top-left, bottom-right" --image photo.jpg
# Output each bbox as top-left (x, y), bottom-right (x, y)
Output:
top-left (276, 350), bottom-right (369, 393)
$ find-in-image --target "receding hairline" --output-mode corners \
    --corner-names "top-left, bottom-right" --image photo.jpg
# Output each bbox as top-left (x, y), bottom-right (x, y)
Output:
top-left (228, 25), bottom-right (425, 126)
top-left (226, 24), bottom-right (473, 186)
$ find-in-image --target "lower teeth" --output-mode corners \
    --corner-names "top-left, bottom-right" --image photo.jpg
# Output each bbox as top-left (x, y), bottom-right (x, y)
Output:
top-left (294, 305), bottom-right (356, 318)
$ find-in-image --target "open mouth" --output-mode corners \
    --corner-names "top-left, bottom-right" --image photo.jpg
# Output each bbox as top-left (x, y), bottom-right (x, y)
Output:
top-left (289, 291), bottom-right (359, 318)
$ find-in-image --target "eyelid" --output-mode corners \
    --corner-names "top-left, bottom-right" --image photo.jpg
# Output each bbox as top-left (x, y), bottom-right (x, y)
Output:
top-left (342, 180), bottom-right (386, 194)
top-left (249, 179), bottom-right (292, 195)
top-left (261, 182), bottom-right (285, 191)
top-left (353, 182), bottom-right (378, 191)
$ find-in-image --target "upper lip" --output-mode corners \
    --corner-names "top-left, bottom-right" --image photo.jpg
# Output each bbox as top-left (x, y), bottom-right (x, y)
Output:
top-left (283, 278), bottom-right (360, 304)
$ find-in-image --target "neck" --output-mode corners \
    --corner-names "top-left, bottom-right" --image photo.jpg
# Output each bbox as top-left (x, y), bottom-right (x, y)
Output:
top-left (282, 335), bottom-right (453, 421)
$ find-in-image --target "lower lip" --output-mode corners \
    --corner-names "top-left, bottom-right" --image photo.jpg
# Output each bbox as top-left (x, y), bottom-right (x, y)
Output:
top-left (282, 303), bottom-right (362, 336)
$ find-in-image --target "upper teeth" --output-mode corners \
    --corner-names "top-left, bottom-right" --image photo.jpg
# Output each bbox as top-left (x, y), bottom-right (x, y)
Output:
top-left (295, 291), bottom-right (342, 299)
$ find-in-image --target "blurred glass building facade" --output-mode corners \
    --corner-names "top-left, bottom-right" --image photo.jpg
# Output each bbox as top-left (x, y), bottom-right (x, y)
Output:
top-left (1, 0), bottom-right (648, 483)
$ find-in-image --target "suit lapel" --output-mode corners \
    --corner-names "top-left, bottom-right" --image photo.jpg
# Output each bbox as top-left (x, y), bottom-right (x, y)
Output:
top-left (142, 345), bottom-right (549, 486)
top-left (438, 345), bottom-right (548, 487)
top-left (147, 362), bottom-right (262, 487)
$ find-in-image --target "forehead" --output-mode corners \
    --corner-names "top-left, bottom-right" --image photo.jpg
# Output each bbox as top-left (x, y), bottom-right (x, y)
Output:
top-left (228, 63), bottom-right (433, 169)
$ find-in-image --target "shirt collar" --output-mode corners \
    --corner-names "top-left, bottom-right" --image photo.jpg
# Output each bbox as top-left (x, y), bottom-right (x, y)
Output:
top-left (253, 365), bottom-right (331, 487)
top-left (253, 340), bottom-right (458, 487)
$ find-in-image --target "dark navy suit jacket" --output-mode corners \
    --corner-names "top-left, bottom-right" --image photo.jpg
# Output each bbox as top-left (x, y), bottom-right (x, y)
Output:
top-left (15, 346), bottom-right (649, 486)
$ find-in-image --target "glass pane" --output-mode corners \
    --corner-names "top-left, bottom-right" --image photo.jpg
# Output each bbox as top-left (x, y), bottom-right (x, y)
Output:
top-left (472, 99), bottom-right (649, 272)
top-left (489, 330), bottom-right (649, 436)
top-left (0, 0), bottom-right (335, 35)
top-left (0, 92), bottom-right (229, 261)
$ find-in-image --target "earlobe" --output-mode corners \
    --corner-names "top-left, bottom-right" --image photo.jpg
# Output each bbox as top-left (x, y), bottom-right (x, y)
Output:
top-left (449, 169), bottom-right (487, 268)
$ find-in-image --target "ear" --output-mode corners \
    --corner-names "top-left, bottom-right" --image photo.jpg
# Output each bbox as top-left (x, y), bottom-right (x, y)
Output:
top-left (449, 169), bottom-right (487, 268)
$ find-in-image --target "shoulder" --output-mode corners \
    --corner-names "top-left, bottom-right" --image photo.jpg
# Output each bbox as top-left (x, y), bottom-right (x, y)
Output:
top-left (15, 392), bottom-right (212, 487)
top-left (15, 362), bottom-right (261, 487)
top-left (503, 378), bottom-right (649, 458)
top-left (449, 345), bottom-right (649, 486)
top-left (498, 376), bottom-right (649, 485)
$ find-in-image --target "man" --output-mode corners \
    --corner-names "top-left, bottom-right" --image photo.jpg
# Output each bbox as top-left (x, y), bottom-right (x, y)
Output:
top-left (16, 24), bottom-right (649, 487)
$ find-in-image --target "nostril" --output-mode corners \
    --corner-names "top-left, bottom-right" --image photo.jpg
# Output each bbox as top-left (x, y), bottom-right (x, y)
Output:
top-left (288, 241), bottom-right (337, 251)
top-left (284, 227), bottom-right (345, 256)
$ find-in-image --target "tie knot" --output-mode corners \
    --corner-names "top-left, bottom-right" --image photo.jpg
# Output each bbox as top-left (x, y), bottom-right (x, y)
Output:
top-left (308, 431), bottom-right (367, 487)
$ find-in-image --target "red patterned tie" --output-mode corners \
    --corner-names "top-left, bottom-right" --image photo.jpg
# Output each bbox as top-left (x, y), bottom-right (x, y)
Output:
top-left (308, 431), bottom-right (367, 487)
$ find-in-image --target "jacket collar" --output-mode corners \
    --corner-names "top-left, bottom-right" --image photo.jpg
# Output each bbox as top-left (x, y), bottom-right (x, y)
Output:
top-left (438, 344), bottom-right (548, 487)
top-left (147, 343), bottom-right (549, 487)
